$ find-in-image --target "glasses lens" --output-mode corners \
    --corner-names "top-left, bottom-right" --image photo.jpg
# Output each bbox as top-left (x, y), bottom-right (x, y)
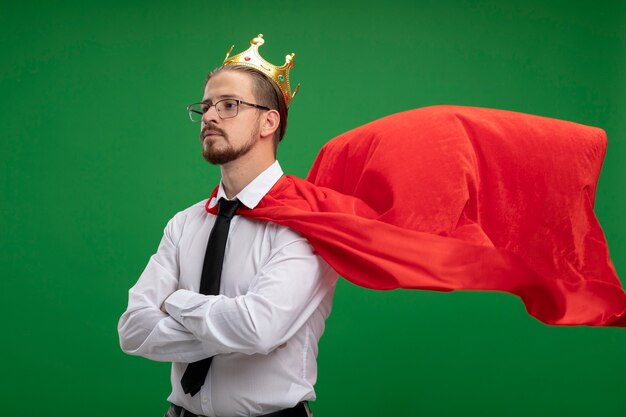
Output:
top-left (216, 99), bottom-right (238, 119)
top-left (187, 103), bottom-right (203, 122)
top-left (188, 103), bottom-right (203, 122)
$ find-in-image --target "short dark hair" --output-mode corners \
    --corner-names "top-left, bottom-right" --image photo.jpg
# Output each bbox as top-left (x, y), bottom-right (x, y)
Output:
top-left (205, 65), bottom-right (289, 146)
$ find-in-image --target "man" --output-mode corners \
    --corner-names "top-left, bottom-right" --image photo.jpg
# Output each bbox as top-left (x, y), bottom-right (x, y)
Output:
top-left (120, 31), bottom-right (625, 416)
top-left (118, 34), bottom-right (337, 417)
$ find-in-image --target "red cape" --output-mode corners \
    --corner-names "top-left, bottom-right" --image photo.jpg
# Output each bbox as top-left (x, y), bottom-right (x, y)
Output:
top-left (207, 105), bottom-right (626, 327)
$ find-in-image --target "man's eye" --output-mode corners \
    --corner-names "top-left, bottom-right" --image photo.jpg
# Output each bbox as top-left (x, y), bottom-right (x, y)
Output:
top-left (201, 105), bottom-right (209, 113)
top-left (223, 102), bottom-right (236, 109)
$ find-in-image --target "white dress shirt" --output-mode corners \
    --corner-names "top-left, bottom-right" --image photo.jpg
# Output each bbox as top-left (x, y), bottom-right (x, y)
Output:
top-left (118, 161), bottom-right (338, 417)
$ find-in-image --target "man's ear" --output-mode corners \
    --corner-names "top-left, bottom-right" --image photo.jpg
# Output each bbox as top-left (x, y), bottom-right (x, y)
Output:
top-left (260, 109), bottom-right (280, 139)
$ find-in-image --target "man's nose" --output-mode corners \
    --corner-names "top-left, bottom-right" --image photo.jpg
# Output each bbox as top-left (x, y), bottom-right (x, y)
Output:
top-left (202, 105), bottom-right (220, 124)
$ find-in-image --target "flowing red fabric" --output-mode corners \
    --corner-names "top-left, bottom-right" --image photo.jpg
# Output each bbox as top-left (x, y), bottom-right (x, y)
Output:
top-left (206, 105), bottom-right (626, 326)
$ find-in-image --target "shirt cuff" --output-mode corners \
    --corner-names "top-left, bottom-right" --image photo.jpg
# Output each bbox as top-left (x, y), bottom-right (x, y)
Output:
top-left (164, 289), bottom-right (208, 324)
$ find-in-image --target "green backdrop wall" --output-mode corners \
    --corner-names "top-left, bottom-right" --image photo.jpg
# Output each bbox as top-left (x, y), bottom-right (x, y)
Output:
top-left (1, 1), bottom-right (624, 416)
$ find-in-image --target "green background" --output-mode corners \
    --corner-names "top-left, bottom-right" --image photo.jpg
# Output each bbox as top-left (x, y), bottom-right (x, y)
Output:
top-left (1, 1), bottom-right (624, 416)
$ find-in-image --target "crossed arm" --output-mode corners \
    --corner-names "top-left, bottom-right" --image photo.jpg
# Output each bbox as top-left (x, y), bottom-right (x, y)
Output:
top-left (117, 215), bottom-right (336, 363)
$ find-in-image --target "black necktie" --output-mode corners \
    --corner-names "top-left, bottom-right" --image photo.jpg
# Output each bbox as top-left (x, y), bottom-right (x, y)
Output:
top-left (180, 197), bottom-right (240, 396)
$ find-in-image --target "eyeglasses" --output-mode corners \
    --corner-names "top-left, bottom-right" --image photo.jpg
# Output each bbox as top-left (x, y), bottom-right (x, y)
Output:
top-left (186, 98), bottom-right (271, 122)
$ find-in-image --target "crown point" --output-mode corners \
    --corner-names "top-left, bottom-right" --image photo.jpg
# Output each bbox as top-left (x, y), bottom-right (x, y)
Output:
top-left (252, 34), bottom-right (264, 46)
top-left (224, 45), bottom-right (234, 60)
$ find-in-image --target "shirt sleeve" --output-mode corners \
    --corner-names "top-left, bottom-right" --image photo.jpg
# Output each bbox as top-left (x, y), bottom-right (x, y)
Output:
top-left (117, 213), bottom-right (228, 363)
top-left (164, 225), bottom-right (337, 356)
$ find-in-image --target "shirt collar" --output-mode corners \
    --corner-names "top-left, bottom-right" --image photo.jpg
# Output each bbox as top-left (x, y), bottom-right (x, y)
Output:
top-left (208, 160), bottom-right (284, 210)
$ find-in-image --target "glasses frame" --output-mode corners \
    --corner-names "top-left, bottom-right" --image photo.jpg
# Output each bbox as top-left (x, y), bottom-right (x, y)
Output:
top-left (187, 98), bottom-right (271, 122)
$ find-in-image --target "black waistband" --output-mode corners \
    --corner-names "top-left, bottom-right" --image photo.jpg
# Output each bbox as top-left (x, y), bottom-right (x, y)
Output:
top-left (170, 402), bottom-right (309, 417)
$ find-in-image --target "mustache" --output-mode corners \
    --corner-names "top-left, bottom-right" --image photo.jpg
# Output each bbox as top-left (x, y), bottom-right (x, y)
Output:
top-left (200, 124), bottom-right (227, 140)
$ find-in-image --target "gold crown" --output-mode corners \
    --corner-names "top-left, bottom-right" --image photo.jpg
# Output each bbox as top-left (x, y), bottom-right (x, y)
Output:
top-left (223, 34), bottom-right (300, 107)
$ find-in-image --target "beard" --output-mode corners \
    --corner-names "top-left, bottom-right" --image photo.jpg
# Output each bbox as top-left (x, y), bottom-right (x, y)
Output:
top-left (200, 123), bottom-right (259, 165)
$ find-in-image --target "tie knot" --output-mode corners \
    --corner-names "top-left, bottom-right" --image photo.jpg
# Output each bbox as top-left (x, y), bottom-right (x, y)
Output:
top-left (217, 198), bottom-right (240, 219)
